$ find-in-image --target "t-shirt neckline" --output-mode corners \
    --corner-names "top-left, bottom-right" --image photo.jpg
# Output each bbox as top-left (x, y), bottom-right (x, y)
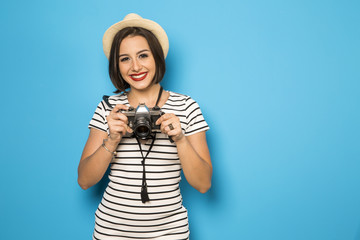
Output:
top-left (123, 90), bottom-right (172, 109)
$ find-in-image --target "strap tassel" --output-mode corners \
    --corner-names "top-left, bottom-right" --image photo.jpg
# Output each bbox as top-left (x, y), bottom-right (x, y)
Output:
top-left (141, 185), bottom-right (150, 203)
top-left (136, 132), bottom-right (157, 204)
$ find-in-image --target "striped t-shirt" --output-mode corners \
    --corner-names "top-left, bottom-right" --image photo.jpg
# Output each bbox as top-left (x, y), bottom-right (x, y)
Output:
top-left (88, 91), bottom-right (209, 240)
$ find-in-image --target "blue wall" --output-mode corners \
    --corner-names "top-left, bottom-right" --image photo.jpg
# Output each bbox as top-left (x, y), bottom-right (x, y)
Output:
top-left (1, 0), bottom-right (359, 239)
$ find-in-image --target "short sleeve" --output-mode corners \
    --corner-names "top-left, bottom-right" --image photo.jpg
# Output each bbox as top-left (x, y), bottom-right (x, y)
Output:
top-left (88, 101), bottom-right (108, 133)
top-left (184, 98), bottom-right (210, 136)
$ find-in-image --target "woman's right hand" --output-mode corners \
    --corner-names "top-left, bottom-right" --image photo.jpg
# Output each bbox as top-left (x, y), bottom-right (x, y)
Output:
top-left (106, 104), bottom-right (133, 144)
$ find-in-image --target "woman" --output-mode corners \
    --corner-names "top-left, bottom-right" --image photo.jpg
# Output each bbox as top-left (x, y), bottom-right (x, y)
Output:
top-left (78, 13), bottom-right (212, 239)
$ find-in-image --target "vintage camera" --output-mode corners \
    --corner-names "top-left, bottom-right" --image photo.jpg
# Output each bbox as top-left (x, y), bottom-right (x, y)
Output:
top-left (121, 103), bottom-right (163, 140)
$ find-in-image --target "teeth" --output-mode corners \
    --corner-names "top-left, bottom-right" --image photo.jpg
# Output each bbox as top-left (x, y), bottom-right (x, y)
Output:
top-left (131, 73), bottom-right (146, 79)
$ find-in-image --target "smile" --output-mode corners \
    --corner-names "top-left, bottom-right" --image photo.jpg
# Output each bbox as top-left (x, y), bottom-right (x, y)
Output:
top-left (130, 72), bottom-right (148, 81)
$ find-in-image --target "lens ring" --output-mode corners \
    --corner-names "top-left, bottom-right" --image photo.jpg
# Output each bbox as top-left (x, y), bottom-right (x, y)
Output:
top-left (134, 117), bottom-right (152, 139)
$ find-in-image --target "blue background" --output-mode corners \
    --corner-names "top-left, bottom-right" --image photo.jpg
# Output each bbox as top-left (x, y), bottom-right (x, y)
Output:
top-left (1, 0), bottom-right (359, 239)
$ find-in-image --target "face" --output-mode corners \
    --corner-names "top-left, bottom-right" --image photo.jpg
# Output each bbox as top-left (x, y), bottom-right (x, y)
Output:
top-left (118, 35), bottom-right (156, 91)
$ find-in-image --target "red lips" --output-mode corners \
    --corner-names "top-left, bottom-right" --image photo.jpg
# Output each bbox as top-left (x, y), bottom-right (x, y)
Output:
top-left (130, 72), bottom-right (148, 81)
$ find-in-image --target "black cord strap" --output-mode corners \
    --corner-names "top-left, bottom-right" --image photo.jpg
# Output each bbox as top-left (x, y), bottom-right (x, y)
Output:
top-left (104, 86), bottom-right (165, 203)
top-left (155, 86), bottom-right (163, 108)
top-left (135, 132), bottom-right (157, 203)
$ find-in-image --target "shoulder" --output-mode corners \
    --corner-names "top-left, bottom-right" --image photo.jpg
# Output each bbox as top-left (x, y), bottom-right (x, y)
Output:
top-left (95, 92), bottom-right (128, 112)
top-left (167, 91), bottom-right (196, 105)
top-left (167, 92), bottom-right (209, 135)
top-left (165, 91), bottom-right (204, 117)
top-left (105, 92), bottom-right (128, 106)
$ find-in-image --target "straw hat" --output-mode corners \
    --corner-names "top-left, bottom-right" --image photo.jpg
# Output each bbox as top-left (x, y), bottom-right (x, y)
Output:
top-left (102, 13), bottom-right (169, 59)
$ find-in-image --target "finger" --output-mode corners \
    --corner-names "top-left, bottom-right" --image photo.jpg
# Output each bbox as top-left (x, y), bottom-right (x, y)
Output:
top-left (161, 118), bottom-right (177, 129)
top-left (127, 125), bottom-right (133, 133)
top-left (107, 111), bottom-right (128, 123)
top-left (160, 121), bottom-right (180, 135)
top-left (113, 112), bottom-right (129, 122)
top-left (112, 104), bottom-right (129, 113)
top-left (166, 128), bottom-right (180, 136)
top-left (109, 119), bottom-right (128, 129)
top-left (109, 120), bottom-right (133, 135)
top-left (159, 118), bottom-right (172, 133)
top-left (156, 113), bottom-right (175, 125)
top-left (109, 121), bottom-right (128, 128)
top-left (155, 116), bottom-right (163, 125)
top-left (164, 122), bottom-right (181, 133)
top-left (110, 124), bottom-right (129, 136)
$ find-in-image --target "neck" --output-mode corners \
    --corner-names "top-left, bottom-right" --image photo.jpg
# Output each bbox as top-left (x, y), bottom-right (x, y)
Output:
top-left (128, 84), bottom-right (162, 107)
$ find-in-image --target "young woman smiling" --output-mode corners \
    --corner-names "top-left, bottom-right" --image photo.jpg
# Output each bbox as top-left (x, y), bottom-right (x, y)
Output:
top-left (78, 13), bottom-right (212, 240)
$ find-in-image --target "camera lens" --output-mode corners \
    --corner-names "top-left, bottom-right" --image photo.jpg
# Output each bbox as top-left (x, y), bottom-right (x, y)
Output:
top-left (136, 125), bottom-right (149, 134)
top-left (134, 117), bottom-right (152, 139)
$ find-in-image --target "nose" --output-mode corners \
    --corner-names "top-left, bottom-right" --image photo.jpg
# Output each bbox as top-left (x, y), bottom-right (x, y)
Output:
top-left (132, 58), bottom-right (142, 72)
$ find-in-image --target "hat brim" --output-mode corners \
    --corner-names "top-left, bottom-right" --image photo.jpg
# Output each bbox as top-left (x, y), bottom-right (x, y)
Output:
top-left (102, 17), bottom-right (169, 59)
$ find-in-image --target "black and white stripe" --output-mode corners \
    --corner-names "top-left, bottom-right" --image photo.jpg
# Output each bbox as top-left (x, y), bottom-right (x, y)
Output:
top-left (89, 91), bottom-right (209, 239)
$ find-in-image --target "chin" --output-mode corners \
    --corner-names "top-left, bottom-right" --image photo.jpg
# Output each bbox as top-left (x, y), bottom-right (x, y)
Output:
top-left (130, 79), bottom-right (155, 89)
top-left (131, 82), bottom-right (153, 91)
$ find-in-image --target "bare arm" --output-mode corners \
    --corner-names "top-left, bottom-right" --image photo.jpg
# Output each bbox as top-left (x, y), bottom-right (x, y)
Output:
top-left (77, 104), bottom-right (130, 190)
top-left (77, 129), bottom-right (116, 190)
top-left (175, 131), bottom-right (212, 193)
top-left (156, 114), bottom-right (212, 193)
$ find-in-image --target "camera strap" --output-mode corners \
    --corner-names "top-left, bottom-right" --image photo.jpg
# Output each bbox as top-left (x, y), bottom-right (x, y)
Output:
top-left (136, 132), bottom-right (157, 203)
top-left (155, 86), bottom-right (163, 108)
top-left (135, 86), bottom-right (163, 203)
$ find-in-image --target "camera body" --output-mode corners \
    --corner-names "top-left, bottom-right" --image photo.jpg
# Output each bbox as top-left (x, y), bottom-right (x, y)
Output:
top-left (121, 103), bottom-right (163, 139)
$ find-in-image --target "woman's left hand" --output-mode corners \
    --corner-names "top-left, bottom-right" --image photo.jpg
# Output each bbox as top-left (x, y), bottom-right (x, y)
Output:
top-left (156, 113), bottom-right (184, 142)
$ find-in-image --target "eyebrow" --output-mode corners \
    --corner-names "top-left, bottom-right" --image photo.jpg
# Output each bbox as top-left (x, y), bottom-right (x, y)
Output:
top-left (119, 49), bottom-right (150, 58)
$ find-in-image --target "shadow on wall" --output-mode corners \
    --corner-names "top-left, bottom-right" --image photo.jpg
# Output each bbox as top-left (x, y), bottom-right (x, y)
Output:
top-left (179, 130), bottom-right (220, 240)
top-left (355, 224), bottom-right (360, 240)
top-left (179, 131), bottom-right (221, 205)
top-left (205, 131), bottom-right (220, 202)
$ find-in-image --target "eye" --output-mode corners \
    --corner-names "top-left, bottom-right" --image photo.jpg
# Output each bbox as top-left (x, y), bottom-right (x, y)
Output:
top-left (139, 53), bottom-right (149, 59)
top-left (120, 57), bottom-right (130, 62)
